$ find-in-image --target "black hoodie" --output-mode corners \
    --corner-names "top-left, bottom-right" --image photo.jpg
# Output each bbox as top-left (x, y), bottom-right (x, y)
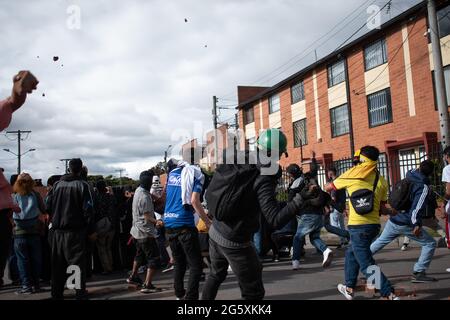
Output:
top-left (46, 174), bottom-right (95, 233)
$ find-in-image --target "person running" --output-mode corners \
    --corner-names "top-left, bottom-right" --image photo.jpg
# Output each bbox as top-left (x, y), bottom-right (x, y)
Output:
top-left (164, 157), bottom-right (211, 300)
top-left (291, 182), bottom-right (334, 270)
top-left (127, 170), bottom-right (162, 294)
top-left (370, 160), bottom-right (437, 283)
top-left (325, 146), bottom-right (400, 300)
top-left (46, 158), bottom-right (96, 300)
top-left (202, 129), bottom-right (306, 300)
top-left (12, 173), bottom-right (45, 294)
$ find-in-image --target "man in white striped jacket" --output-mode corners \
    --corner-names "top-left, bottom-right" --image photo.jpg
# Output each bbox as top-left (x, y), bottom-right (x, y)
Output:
top-left (370, 160), bottom-right (437, 283)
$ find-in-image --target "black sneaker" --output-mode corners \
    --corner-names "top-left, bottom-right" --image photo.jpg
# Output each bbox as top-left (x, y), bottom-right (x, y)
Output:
top-left (140, 283), bottom-right (162, 294)
top-left (16, 287), bottom-right (33, 295)
top-left (127, 275), bottom-right (143, 285)
top-left (411, 272), bottom-right (437, 283)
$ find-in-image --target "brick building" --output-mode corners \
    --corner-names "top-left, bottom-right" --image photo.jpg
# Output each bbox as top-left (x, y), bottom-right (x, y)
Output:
top-left (237, 0), bottom-right (450, 186)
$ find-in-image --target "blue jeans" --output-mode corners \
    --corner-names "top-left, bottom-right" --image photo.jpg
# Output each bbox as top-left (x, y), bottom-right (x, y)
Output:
top-left (328, 209), bottom-right (348, 243)
top-left (14, 235), bottom-right (42, 289)
top-left (371, 220), bottom-right (436, 273)
top-left (253, 229), bottom-right (263, 256)
top-left (345, 224), bottom-right (393, 297)
top-left (292, 214), bottom-right (328, 261)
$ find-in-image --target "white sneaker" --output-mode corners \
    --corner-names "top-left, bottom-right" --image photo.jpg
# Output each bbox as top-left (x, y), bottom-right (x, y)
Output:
top-left (322, 248), bottom-right (334, 268)
top-left (337, 284), bottom-right (353, 300)
top-left (446, 268), bottom-right (450, 273)
top-left (292, 260), bottom-right (300, 270)
top-left (401, 244), bottom-right (408, 251)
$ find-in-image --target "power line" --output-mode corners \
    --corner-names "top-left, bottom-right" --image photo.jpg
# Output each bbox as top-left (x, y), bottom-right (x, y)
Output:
top-left (218, 0), bottom-right (379, 99)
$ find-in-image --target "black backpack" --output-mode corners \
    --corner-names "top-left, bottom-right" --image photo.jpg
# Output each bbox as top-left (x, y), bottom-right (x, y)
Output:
top-left (388, 178), bottom-right (412, 211)
top-left (206, 163), bottom-right (260, 222)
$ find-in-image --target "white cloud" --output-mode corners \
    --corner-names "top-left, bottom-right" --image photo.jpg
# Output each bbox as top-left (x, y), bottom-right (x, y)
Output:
top-left (0, 0), bottom-right (420, 182)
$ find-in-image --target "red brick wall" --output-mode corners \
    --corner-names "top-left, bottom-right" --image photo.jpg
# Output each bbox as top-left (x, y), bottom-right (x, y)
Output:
top-left (242, 12), bottom-right (442, 170)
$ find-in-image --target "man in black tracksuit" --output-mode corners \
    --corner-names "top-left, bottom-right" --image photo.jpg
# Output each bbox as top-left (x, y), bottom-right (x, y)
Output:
top-left (202, 129), bottom-right (305, 300)
top-left (46, 159), bottom-right (96, 300)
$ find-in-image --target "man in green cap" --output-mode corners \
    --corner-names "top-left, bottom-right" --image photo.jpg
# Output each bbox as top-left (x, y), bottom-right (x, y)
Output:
top-left (202, 128), bottom-right (309, 300)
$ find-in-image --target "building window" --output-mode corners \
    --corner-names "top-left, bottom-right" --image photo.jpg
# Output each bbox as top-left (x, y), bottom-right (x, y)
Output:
top-left (328, 60), bottom-right (346, 87)
top-left (431, 65), bottom-right (450, 110)
top-left (364, 38), bottom-right (387, 71)
top-left (291, 81), bottom-right (305, 104)
top-left (269, 94), bottom-right (280, 114)
top-left (438, 4), bottom-right (450, 38)
top-left (293, 119), bottom-right (307, 147)
top-left (367, 88), bottom-right (393, 127)
top-left (330, 104), bottom-right (350, 137)
top-left (244, 106), bottom-right (255, 125)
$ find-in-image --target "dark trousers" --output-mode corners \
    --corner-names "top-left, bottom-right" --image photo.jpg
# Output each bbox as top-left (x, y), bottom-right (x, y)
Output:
top-left (40, 230), bottom-right (51, 281)
top-left (51, 230), bottom-right (87, 299)
top-left (271, 233), bottom-right (293, 256)
top-left (168, 227), bottom-right (203, 300)
top-left (202, 238), bottom-right (265, 300)
top-left (0, 210), bottom-right (12, 285)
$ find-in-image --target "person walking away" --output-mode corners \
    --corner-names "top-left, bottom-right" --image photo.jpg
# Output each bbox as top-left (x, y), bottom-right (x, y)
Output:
top-left (11, 173), bottom-right (45, 294)
top-left (325, 146), bottom-right (400, 300)
top-left (370, 160), bottom-right (438, 283)
top-left (46, 159), bottom-right (96, 300)
top-left (126, 170), bottom-right (162, 294)
top-left (94, 180), bottom-right (116, 275)
top-left (202, 129), bottom-right (307, 300)
top-left (164, 158), bottom-right (211, 300)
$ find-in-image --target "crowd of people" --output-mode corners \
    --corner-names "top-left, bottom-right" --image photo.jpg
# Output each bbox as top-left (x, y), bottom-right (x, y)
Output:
top-left (1, 71), bottom-right (449, 300)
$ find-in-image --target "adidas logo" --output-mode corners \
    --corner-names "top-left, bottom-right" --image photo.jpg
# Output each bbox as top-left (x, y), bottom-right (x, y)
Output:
top-left (355, 198), bottom-right (370, 208)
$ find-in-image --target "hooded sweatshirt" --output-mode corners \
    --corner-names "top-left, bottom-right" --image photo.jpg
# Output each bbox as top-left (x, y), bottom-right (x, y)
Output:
top-left (390, 169), bottom-right (432, 228)
top-left (45, 174), bottom-right (95, 233)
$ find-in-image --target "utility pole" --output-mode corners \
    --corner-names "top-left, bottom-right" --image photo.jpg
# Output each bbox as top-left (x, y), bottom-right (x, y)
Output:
top-left (5, 130), bottom-right (32, 174)
top-left (212, 96), bottom-right (219, 165)
top-left (60, 159), bottom-right (71, 174)
top-left (341, 56), bottom-right (355, 157)
top-left (429, 0), bottom-right (450, 149)
top-left (115, 169), bottom-right (125, 187)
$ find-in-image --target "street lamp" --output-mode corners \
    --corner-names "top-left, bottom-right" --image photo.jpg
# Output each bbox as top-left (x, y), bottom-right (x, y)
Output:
top-left (3, 148), bottom-right (36, 174)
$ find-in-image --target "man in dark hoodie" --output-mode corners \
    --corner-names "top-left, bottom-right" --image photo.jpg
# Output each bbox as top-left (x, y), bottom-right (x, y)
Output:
top-left (46, 158), bottom-right (95, 300)
top-left (370, 160), bottom-right (437, 283)
top-left (202, 128), bottom-right (306, 300)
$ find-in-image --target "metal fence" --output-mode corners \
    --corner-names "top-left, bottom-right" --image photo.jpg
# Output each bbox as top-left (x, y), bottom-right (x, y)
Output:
top-left (278, 144), bottom-right (446, 196)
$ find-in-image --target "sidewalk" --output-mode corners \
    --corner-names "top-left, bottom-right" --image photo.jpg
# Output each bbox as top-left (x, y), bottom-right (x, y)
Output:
top-left (1, 243), bottom-right (449, 300)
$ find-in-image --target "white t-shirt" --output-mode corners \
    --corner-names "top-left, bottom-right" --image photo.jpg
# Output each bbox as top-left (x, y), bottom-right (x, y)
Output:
top-left (442, 164), bottom-right (450, 215)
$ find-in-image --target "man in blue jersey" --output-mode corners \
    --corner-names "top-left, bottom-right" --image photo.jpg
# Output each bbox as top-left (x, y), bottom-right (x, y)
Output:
top-left (164, 158), bottom-right (212, 300)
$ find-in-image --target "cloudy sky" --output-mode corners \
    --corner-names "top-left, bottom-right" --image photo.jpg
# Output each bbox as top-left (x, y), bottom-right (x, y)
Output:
top-left (0, 0), bottom-right (420, 182)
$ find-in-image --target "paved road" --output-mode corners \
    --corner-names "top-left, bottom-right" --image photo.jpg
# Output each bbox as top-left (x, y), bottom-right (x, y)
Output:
top-left (1, 241), bottom-right (449, 300)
